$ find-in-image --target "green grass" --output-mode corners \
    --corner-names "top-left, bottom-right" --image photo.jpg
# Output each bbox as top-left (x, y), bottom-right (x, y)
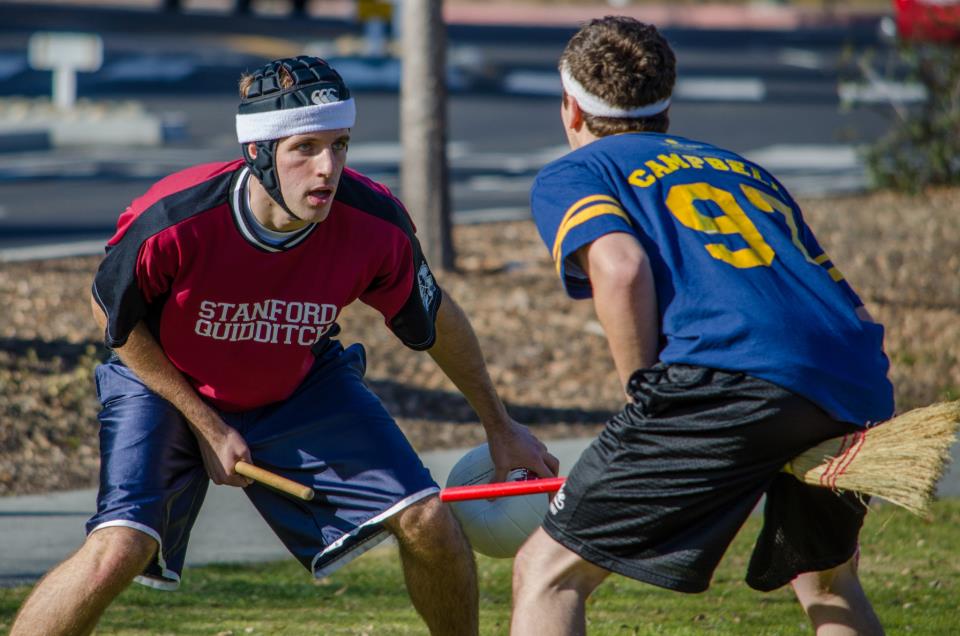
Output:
top-left (2, 500), bottom-right (958, 635)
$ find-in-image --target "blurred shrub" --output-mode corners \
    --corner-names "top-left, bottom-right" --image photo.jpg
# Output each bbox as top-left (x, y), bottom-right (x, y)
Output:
top-left (865, 43), bottom-right (960, 191)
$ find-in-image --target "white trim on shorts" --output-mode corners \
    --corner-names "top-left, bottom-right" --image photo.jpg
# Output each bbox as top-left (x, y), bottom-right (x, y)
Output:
top-left (311, 486), bottom-right (440, 579)
top-left (89, 520), bottom-right (181, 591)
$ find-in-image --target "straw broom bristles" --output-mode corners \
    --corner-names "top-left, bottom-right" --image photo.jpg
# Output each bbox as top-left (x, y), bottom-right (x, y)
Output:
top-left (783, 401), bottom-right (960, 517)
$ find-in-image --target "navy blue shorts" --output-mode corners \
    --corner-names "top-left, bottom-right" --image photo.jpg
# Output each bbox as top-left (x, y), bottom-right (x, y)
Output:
top-left (543, 364), bottom-right (868, 593)
top-left (87, 342), bottom-right (438, 590)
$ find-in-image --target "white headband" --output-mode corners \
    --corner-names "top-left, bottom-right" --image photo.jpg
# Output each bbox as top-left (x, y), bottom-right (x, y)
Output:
top-left (236, 98), bottom-right (357, 143)
top-left (560, 65), bottom-right (671, 119)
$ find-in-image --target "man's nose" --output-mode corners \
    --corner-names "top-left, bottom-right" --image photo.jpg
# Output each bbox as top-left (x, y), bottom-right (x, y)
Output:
top-left (313, 148), bottom-right (336, 177)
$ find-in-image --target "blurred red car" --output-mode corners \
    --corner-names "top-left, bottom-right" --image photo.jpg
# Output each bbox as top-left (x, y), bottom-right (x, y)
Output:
top-left (894, 0), bottom-right (960, 42)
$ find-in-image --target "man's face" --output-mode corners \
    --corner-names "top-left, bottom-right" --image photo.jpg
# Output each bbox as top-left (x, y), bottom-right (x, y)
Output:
top-left (274, 129), bottom-right (350, 224)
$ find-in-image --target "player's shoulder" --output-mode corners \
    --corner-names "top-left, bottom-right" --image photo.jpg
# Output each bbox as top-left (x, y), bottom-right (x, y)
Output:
top-left (128, 160), bottom-right (243, 218)
top-left (148, 160), bottom-right (242, 199)
top-left (335, 167), bottom-right (414, 234)
top-left (111, 160), bottom-right (243, 243)
top-left (534, 145), bottom-right (594, 188)
top-left (536, 133), bottom-right (676, 178)
top-left (533, 136), bottom-right (630, 196)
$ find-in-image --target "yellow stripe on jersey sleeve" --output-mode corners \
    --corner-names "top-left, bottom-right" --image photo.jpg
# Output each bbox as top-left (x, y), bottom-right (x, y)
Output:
top-left (814, 253), bottom-right (845, 282)
top-left (551, 194), bottom-right (620, 254)
top-left (552, 203), bottom-right (631, 273)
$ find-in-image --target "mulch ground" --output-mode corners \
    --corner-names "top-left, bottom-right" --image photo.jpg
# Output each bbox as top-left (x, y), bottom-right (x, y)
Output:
top-left (1, 187), bottom-right (959, 496)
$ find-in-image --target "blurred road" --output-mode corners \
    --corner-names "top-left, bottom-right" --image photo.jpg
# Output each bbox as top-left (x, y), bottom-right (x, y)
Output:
top-left (0, 2), bottom-right (912, 254)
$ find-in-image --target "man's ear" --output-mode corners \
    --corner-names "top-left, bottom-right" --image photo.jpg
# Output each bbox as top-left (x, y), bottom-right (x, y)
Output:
top-left (562, 92), bottom-right (585, 132)
top-left (246, 142), bottom-right (258, 159)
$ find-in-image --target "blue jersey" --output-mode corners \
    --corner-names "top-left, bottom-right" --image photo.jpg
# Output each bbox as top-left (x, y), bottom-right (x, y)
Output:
top-left (531, 133), bottom-right (893, 426)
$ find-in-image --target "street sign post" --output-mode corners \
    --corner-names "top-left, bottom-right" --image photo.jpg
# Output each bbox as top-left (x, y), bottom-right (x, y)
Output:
top-left (28, 32), bottom-right (103, 110)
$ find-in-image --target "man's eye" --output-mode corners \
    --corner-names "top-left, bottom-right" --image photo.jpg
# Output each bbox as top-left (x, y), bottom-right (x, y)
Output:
top-left (333, 140), bottom-right (349, 152)
top-left (297, 143), bottom-right (313, 152)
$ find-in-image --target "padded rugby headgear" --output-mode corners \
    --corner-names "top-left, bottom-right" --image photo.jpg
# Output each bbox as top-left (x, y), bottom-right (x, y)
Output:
top-left (237, 56), bottom-right (354, 216)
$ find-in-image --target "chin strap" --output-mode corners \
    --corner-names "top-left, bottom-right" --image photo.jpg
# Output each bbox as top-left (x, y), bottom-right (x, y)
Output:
top-left (241, 140), bottom-right (302, 221)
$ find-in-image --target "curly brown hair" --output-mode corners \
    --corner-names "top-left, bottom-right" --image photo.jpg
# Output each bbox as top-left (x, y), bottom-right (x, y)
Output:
top-left (559, 16), bottom-right (676, 135)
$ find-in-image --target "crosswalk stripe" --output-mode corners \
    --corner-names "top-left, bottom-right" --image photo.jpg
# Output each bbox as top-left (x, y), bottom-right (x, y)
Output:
top-left (744, 144), bottom-right (860, 171)
top-left (674, 77), bottom-right (765, 102)
top-left (503, 71), bottom-right (766, 102)
top-left (837, 80), bottom-right (927, 104)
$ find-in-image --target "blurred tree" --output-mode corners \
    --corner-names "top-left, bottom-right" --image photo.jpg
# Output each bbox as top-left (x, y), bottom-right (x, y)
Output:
top-left (401, 0), bottom-right (454, 270)
top-left (864, 3), bottom-right (960, 191)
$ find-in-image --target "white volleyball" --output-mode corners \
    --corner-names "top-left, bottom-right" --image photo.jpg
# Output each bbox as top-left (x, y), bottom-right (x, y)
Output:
top-left (445, 443), bottom-right (549, 558)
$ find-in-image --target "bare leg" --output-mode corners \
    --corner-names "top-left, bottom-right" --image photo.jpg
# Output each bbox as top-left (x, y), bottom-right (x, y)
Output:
top-left (791, 555), bottom-right (884, 636)
top-left (11, 526), bottom-right (157, 636)
top-left (511, 528), bottom-right (610, 636)
top-left (384, 496), bottom-right (479, 636)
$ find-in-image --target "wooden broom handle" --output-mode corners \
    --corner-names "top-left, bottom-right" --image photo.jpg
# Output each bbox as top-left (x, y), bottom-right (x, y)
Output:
top-left (235, 461), bottom-right (314, 501)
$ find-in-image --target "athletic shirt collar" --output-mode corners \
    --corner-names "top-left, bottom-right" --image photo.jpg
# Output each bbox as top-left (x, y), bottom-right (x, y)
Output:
top-left (230, 167), bottom-right (317, 253)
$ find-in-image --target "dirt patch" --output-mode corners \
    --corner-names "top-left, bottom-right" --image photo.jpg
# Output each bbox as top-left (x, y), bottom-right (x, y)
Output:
top-left (2, 188), bottom-right (959, 496)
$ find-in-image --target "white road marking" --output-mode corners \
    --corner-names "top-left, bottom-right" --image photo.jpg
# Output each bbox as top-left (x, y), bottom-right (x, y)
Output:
top-left (0, 239), bottom-right (106, 263)
top-left (778, 48), bottom-right (824, 70)
top-left (673, 77), bottom-right (766, 102)
top-left (503, 72), bottom-right (767, 102)
top-left (744, 144), bottom-right (868, 197)
top-left (744, 144), bottom-right (860, 171)
top-left (838, 80), bottom-right (927, 105)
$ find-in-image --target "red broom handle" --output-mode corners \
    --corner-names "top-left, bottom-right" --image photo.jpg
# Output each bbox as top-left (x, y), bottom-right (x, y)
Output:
top-left (440, 477), bottom-right (566, 502)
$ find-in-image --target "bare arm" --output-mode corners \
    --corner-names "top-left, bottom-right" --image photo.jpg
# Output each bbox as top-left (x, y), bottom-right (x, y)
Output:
top-left (576, 232), bottom-right (660, 395)
top-left (90, 295), bottom-right (252, 487)
top-left (427, 292), bottom-right (559, 482)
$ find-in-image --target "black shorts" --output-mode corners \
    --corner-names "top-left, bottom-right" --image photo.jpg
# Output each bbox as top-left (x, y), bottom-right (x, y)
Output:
top-left (542, 364), bottom-right (868, 593)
